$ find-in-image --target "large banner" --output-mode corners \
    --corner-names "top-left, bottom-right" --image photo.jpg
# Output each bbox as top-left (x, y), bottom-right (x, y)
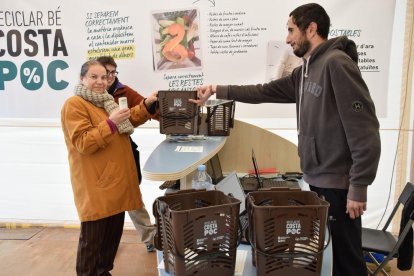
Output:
top-left (0, 0), bottom-right (395, 119)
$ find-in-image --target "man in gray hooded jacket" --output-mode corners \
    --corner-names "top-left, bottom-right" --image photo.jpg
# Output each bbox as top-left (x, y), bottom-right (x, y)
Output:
top-left (192, 3), bottom-right (381, 276)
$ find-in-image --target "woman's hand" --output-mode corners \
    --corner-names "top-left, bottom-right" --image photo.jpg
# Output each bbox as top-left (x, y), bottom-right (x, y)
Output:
top-left (144, 91), bottom-right (158, 108)
top-left (109, 108), bottom-right (130, 124)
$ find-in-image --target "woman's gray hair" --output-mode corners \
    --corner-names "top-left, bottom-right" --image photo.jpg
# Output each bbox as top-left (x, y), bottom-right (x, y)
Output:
top-left (80, 59), bottom-right (104, 77)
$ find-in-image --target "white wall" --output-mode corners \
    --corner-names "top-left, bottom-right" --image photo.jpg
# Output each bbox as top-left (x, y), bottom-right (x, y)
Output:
top-left (0, 122), bottom-right (411, 230)
top-left (0, 124), bottom-right (165, 228)
top-left (0, 0), bottom-right (412, 231)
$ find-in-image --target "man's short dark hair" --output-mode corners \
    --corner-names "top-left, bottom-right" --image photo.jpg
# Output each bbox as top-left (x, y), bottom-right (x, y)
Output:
top-left (96, 56), bottom-right (117, 68)
top-left (289, 3), bottom-right (330, 39)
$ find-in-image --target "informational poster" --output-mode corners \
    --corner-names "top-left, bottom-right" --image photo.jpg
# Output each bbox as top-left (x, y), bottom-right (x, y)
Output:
top-left (0, 0), bottom-right (396, 119)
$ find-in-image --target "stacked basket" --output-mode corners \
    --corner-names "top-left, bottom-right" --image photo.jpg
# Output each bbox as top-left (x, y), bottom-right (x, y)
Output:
top-left (153, 190), bottom-right (241, 276)
top-left (246, 190), bottom-right (329, 276)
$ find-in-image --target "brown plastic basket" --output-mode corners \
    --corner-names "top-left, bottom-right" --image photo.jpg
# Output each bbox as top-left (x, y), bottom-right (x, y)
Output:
top-left (246, 190), bottom-right (329, 276)
top-left (158, 90), bottom-right (199, 135)
top-left (206, 100), bottom-right (235, 136)
top-left (153, 190), bottom-right (241, 276)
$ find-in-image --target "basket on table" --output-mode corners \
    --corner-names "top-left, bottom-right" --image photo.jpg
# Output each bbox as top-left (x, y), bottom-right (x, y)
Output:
top-left (205, 100), bottom-right (235, 136)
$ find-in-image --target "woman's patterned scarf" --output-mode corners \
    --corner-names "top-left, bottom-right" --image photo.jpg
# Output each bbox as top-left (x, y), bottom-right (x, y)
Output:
top-left (74, 84), bottom-right (134, 134)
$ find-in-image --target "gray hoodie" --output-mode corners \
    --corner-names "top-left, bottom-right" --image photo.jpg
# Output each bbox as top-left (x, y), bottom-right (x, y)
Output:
top-left (216, 36), bottom-right (381, 202)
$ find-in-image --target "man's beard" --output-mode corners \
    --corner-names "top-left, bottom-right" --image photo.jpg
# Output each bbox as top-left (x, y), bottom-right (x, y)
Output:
top-left (293, 37), bottom-right (311, 58)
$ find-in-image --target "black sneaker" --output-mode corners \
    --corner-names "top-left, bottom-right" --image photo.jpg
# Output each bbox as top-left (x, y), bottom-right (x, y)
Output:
top-left (146, 243), bottom-right (155, 253)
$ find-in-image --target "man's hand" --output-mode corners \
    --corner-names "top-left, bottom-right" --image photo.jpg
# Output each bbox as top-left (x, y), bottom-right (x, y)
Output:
top-left (346, 199), bottom-right (367, 219)
top-left (189, 85), bottom-right (216, 106)
top-left (109, 108), bottom-right (130, 124)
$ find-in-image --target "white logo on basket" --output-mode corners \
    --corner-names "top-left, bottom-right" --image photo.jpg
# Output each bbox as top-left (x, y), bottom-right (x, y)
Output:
top-left (286, 220), bottom-right (301, 235)
top-left (204, 220), bottom-right (218, 236)
top-left (173, 98), bottom-right (182, 107)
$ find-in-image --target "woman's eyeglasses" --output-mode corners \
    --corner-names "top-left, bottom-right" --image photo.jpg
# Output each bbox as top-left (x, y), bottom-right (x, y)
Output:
top-left (107, 70), bottom-right (118, 77)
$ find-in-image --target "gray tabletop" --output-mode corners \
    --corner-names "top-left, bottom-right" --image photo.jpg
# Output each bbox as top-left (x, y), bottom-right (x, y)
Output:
top-left (142, 136), bottom-right (226, 181)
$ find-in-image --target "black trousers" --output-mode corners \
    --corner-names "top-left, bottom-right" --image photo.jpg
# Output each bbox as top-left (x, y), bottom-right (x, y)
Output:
top-left (76, 212), bottom-right (125, 276)
top-left (310, 186), bottom-right (367, 276)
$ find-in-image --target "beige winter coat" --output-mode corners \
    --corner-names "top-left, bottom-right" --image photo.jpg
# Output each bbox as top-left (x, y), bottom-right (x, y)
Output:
top-left (61, 96), bottom-right (152, 222)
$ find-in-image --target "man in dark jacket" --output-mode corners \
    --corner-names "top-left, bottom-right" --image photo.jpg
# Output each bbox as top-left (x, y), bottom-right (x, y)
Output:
top-left (192, 3), bottom-right (381, 276)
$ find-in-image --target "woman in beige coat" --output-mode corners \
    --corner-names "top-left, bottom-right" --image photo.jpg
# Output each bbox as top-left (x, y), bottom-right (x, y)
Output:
top-left (61, 60), bottom-right (157, 275)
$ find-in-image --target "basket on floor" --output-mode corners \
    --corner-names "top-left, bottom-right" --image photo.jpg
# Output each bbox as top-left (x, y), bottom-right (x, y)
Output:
top-left (158, 90), bottom-right (200, 135)
top-left (246, 190), bottom-right (329, 276)
top-left (153, 189), bottom-right (241, 276)
top-left (205, 100), bottom-right (235, 136)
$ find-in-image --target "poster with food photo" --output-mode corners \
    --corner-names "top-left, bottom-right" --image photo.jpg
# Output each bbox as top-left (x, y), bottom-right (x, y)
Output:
top-left (151, 8), bottom-right (202, 72)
